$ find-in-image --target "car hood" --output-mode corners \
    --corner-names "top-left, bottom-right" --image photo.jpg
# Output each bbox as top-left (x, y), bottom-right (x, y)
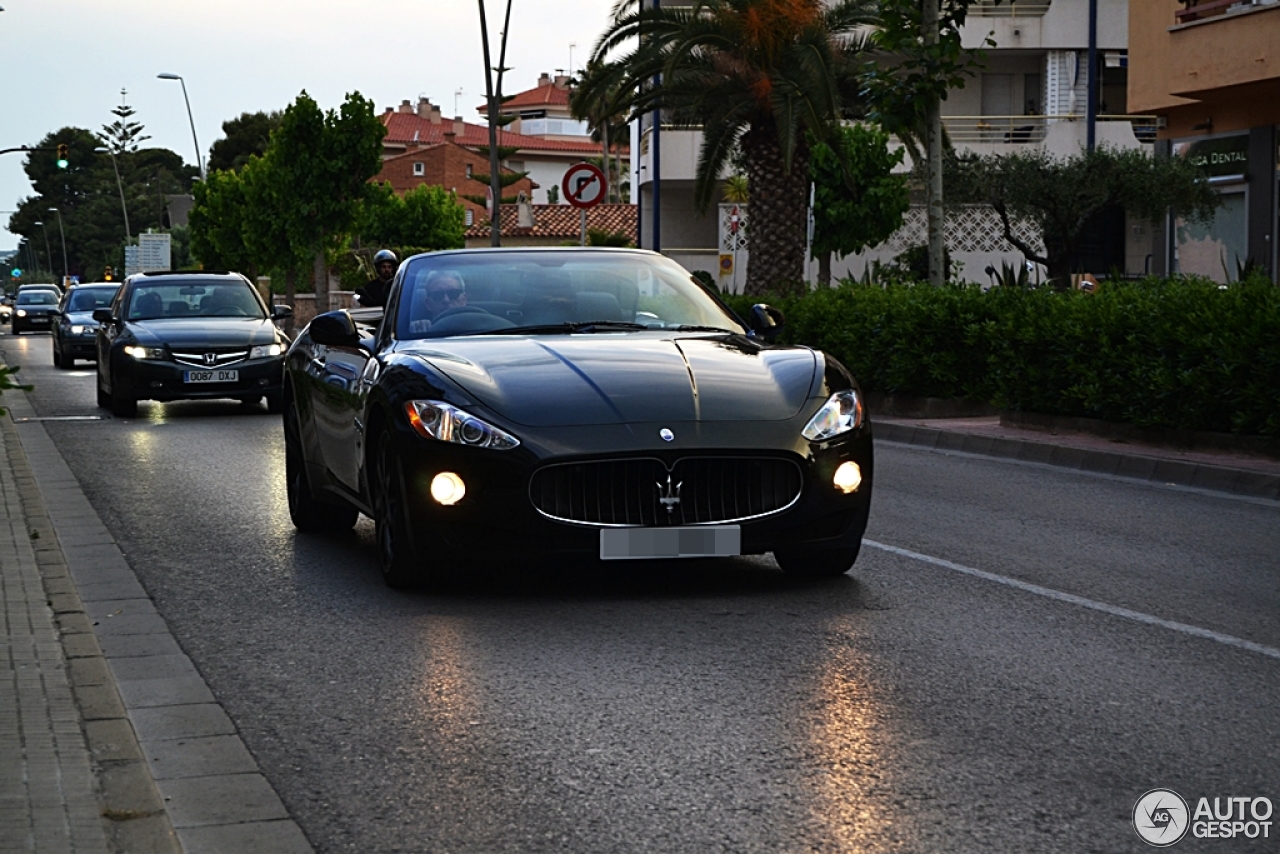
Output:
top-left (407, 334), bottom-right (817, 427)
top-left (130, 318), bottom-right (279, 349)
top-left (64, 311), bottom-right (98, 324)
top-left (17, 304), bottom-right (59, 314)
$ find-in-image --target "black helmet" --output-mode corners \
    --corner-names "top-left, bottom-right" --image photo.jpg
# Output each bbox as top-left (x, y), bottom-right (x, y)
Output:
top-left (373, 249), bottom-right (398, 266)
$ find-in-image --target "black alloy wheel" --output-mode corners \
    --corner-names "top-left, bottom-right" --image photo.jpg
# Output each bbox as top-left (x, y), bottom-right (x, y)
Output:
top-left (283, 402), bottom-right (358, 533)
top-left (772, 544), bottom-right (861, 578)
top-left (374, 430), bottom-right (426, 589)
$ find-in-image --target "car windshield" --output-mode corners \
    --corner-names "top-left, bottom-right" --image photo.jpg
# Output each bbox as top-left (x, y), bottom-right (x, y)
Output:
top-left (125, 280), bottom-right (265, 321)
top-left (17, 290), bottom-right (59, 306)
top-left (65, 286), bottom-right (119, 313)
top-left (395, 250), bottom-right (744, 340)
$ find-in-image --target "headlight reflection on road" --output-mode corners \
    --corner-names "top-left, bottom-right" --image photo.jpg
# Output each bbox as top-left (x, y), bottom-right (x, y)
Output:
top-left (809, 649), bottom-right (897, 849)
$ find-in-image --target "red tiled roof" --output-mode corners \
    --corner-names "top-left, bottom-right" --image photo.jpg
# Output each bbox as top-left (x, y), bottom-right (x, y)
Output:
top-left (465, 203), bottom-right (637, 241)
top-left (381, 111), bottom-right (608, 155)
top-left (477, 80), bottom-right (573, 113)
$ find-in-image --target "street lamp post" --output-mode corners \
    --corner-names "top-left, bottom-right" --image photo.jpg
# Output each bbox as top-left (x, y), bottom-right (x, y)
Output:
top-left (47, 208), bottom-right (68, 285)
top-left (95, 146), bottom-right (132, 239)
top-left (33, 220), bottom-right (53, 278)
top-left (157, 73), bottom-right (205, 180)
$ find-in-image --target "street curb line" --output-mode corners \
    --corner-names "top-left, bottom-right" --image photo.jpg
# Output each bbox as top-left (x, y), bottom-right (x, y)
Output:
top-left (874, 420), bottom-right (1280, 500)
top-left (2, 400), bottom-right (182, 854)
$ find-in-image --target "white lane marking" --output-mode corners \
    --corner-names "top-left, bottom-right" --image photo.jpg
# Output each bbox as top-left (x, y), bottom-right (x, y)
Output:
top-left (864, 539), bottom-right (1280, 662)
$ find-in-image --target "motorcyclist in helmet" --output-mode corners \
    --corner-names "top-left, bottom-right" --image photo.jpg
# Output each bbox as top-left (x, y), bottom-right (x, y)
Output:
top-left (356, 249), bottom-right (398, 308)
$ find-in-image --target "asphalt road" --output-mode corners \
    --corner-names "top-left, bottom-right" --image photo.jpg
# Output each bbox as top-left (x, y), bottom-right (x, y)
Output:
top-left (5, 328), bottom-right (1279, 853)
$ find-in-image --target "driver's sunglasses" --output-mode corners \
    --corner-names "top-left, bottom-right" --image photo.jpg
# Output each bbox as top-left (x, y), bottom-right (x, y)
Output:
top-left (427, 288), bottom-right (464, 302)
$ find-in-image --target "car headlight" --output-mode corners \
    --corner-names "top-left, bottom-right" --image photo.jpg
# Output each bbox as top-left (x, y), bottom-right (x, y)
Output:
top-left (404, 401), bottom-right (520, 450)
top-left (123, 345), bottom-right (166, 360)
top-left (250, 343), bottom-right (283, 359)
top-left (15, 309), bottom-right (26, 317)
top-left (802, 389), bottom-right (864, 441)
top-left (71, 324), bottom-right (90, 335)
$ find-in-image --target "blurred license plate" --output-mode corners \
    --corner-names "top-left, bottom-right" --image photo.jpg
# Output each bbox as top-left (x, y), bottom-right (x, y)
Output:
top-left (184, 369), bottom-right (239, 383)
top-left (600, 526), bottom-right (740, 560)
top-left (29, 316), bottom-right (50, 324)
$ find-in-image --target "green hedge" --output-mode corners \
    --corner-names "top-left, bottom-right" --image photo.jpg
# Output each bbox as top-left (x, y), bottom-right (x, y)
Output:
top-left (721, 276), bottom-right (1280, 436)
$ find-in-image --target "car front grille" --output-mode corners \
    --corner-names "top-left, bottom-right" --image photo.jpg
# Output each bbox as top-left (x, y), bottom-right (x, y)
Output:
top-left (529, 456), bottom-right (803, 527)
top-left (171, 349), bottom-right (249, 368)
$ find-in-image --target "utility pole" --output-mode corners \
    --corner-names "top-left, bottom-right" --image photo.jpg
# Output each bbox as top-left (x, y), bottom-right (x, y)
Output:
top-left (478, 0), bottom-right (514, 247)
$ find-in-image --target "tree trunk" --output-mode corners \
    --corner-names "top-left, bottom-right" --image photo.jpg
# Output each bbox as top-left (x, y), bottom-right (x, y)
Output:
top-left (923, 0), bottom-right (945, 288)
top-left (818, 251), bottom-right (833, 288)
top-left (313, 247), bottom-right (328, 311)
top-left (742, 122), bottom-right (810, 297)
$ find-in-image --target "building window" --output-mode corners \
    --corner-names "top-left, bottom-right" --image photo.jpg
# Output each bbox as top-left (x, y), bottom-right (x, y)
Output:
top-left (465, 209), bottom-right (474, 226)
top-left (413, 162), bottom-right (424, 176)
top-left (465, 163), bottom-right (473, 179)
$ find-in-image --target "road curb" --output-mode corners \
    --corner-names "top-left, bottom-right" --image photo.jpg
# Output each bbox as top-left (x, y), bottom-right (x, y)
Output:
top-left (874, 420), bottom-right (1280, 500)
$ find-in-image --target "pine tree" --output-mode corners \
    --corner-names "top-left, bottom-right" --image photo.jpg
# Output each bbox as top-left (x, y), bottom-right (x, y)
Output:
top-left (100, 89), bottom-right (151, 154)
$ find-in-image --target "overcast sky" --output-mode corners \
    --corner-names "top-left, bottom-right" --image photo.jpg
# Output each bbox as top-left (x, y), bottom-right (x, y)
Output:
top-left (0, 0), bottom-right (621, 251)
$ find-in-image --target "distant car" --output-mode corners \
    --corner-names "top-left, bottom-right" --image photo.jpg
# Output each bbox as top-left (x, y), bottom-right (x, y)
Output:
top-left (53, 283), bottom-right (120, 368)
top-left (0, 295), bottom-right (11, 325)
top-left (11, 287), bottom-right (62, 333)
top-left (93, 271), bottom-right (293, 418)
top-left (283, 247), bottom-right (874, 588)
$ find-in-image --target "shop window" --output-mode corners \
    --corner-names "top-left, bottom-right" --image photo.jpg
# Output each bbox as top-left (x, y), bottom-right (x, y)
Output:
top-left (1175, 189), bottom-right (1247, 283)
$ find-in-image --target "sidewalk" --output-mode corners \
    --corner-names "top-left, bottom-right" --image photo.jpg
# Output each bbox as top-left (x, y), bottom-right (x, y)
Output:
top-left (1, 373), bottom-right (311, 854)
top-left (1, 387), bottom-right (1276, 854)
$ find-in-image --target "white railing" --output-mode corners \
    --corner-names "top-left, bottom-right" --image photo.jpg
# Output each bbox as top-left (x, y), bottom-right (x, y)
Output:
top-left (969, 0), bottom-right (1053, 16)
top-left (941, 115), bottom-right (1159, 145)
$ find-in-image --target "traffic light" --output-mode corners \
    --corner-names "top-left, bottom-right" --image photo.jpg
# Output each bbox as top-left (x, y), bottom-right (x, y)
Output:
top-left (56, 143), bottom-right (69, 169)
top-left (10, 268), bottom-right (21, 278)
top-left (103, 266), bottom-right (113, 281)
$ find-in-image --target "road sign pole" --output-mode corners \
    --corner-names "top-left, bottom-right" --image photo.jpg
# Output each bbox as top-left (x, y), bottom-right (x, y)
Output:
top-left (580, 208), bottom-right (588, 246)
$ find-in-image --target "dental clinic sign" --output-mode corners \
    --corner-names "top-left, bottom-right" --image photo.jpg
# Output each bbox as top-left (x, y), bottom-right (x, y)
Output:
top-left (1133, 788), bottom-right (1273, 846)
top-left (1172, 133), bottom-right (1250, 180)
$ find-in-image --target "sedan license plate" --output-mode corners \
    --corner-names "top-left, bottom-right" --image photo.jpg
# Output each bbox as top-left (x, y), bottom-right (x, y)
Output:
top-left (600, 525), bottom-right (740, 560)
top-left (29, 316), bottom-right (50, 325)
top-left (184, 369), bottom-right (239, 384)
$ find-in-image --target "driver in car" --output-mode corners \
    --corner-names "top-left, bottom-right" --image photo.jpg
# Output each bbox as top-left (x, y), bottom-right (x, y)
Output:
top-left (409, 271), bottom-right (468, 333)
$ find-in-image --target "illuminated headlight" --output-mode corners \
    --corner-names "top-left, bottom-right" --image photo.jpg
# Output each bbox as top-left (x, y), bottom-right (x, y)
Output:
top-left (15, 309), bottom-right (26, 317)
top-left (70, 324), bottom-right (90, 335)
top-left (802, 390), bottom-right (864, 441)
top-left (250, 343), bottom-right (282, 359)
top-left (833, 461), bottom-right (862, 494)
top-left (404, 401), bottom-right (520, 449)
top-left (123, 345), bottom-right (166, 360)
top-left (430, 472), bottom-right (466, 505)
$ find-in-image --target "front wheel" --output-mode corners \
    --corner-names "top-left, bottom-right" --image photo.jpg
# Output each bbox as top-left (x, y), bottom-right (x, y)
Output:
top-left (284, 403), bottom-right (357, 533)
top-left (773, 543), bottom-right (862, 578)
top-left (109, 368), bottom-right (137, 418)
top-left (265, 390), bottom-right (284, 414)
top-left (54, 345), bottom-right (74, 369)
top-left (374, 431), bottom-right (427, 589)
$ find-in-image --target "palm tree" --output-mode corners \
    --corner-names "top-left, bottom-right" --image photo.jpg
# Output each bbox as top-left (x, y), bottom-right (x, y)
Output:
top-left (585, 0), bottom-right (878, 295)
top-left (570, 59), bottom-right (632, 203)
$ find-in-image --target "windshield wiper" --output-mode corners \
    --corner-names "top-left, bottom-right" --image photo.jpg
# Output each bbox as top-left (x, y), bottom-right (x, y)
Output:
top-left (670, 324), bottom-right (738, 334)
top-left (472, 321), bottom-right (649, 336)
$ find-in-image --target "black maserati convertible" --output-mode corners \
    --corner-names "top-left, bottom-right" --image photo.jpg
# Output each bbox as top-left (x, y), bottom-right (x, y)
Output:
top-left (283, 248), bottom-right (873, 587)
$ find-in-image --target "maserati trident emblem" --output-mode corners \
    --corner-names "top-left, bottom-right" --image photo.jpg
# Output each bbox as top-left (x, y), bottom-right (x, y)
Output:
top-left (659, 428), bottom-right (674, 442)
top-left (203, 352), bottom-right (217, 367)
top-left (656, 473), bottom-right (683, 514)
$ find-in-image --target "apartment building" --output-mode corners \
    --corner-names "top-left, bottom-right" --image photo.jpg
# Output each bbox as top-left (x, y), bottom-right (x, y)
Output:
top-left (632, 0), bottom-right (1155, 289)
top-left (1129, 0), bottom-right (1280, 282)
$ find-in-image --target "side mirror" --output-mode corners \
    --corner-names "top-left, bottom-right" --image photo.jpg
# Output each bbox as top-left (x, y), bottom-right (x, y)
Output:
top-left (308, 310), bottom-right (363, 349)
top-left (92, 308), bottom-right (114, 324)
top-left (749, 304), bottom-right (785, 342)
top-left (271, 304), bottom-right (294, 320)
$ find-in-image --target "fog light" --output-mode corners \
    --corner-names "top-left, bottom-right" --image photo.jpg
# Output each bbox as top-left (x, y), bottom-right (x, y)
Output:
top-left (833, 461), bottom-right (862, 494)
top-left (430, 472), bottom-right (466, 505)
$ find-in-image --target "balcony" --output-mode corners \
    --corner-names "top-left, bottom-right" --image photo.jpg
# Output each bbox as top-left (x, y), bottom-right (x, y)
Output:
top-left (969, 0), bottom-right (1052, 15)
top-left (1176, 0), bottom-right (1278, 24)
top-left (942, 114), bottom-right (1158, 145)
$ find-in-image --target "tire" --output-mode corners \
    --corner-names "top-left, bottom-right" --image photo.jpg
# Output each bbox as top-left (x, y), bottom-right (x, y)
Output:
top-left (54, 346), bottom-right (74, 369)
top-left (96, 373), bottom-right (111, 409)
top-left (374, 431), bottom-right (426, 589)
top-left (284, 403), bottom-right (358, 533)
top-left (265, 390), bottom-right (284, 415)
top-left (773, 543), bottom-right (862, 578)
top-left (239, 395), bottom-right (263, 406)
top-left (108, 368), bottom-right (137, 418)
